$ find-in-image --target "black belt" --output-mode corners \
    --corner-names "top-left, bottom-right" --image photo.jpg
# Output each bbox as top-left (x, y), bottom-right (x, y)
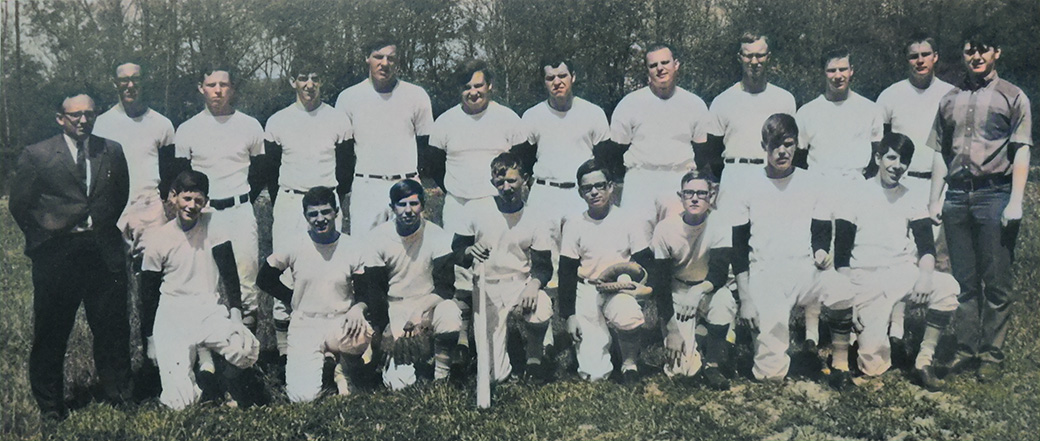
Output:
top-left (535, 179), bottom-right (576, 189)
top-left (282, 188), bottom-right (307, 195)
top-left (906, 171), bottom-right (932, 179)
top-left (354, 172), bottom-right (418, 181)
top-left (724, 158), bottom-right (764, 165)
top-left (210, 193), bottom-right (249, 210)
top-left (946, 174), bottom-right (1012, 191)
top-left (674, 278), bottom-right (705, 287)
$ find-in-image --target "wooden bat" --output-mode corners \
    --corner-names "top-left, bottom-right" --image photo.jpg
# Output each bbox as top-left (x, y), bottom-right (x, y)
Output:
top-left (475, 262), bottom-right (491, 408)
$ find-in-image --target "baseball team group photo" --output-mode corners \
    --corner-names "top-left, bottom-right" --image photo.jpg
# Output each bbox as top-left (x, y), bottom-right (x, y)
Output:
top-left (1, 0), bottom-right (1038, 440)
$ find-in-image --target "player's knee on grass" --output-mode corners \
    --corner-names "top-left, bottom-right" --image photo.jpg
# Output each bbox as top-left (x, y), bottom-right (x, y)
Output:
top-left (604, 294), bottom-right (645, 331)
top-left (522, 290), bottom-right (553, 323)
top-left (432, 299), bottom-right (463, 334)
top-left (285, 343), bottom-right (325, 403)
top-left (705, 288), bottom-right (738, 326)
top-left (930, 272), bottom-right (961, 311)
top-left (818, 270), bottom-right (856, 310)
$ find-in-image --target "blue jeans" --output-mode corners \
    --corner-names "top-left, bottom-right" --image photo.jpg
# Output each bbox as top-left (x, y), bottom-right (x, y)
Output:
top-left (942, 183), bottom-right (1020, 358)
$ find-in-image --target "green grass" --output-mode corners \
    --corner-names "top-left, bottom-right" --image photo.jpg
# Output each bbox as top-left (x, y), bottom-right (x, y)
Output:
top-left (2, 176), bottom-right (1039, 441)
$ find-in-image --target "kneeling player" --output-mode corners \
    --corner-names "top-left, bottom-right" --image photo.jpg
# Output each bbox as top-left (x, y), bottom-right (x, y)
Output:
top-left (258, 186), bottom-right (372, 402)
top-left (140, 171), bottom-right (261, 409)
top-left (453, 153), bottom-right (554, 383)
top-left (559, 159), bottom-right (655, 383)
top-left (834, 133), bottom-right (957, 390)
top-left (730, 114), bottom-right (858, 388)
top-left (650, 170), bottom-right (736, 389)
top-left (361, 180), bottom-right (464, 390)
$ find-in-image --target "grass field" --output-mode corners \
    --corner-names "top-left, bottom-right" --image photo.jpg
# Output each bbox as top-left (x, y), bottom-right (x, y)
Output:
top-left (2, 178), bottom-right (1039, 441)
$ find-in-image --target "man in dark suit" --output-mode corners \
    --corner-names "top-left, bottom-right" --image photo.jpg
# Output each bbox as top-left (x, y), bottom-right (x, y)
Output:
top-left (10, 94), bottom-right (133, 421)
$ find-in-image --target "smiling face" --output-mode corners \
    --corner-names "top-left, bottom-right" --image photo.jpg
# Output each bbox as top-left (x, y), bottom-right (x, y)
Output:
top-left (304, 203), bottom-right (337, 236)
top-left (906, 41), bottom-right (938, 82)
top-left (824, 56), bottom-right (853, 96)
top-left (367, 45), bottom-right (398, 87)
top-left (291, 72), bottom-right (322, 108)
top-left (962, 42), bottom-right (1000, 79)
top-left (875, 148), bottom-right (907, 188)
top-left (56, 94), bottom-right (96, 140)
top-left (172, 190), bottom-right (208, 228)
top-left (739, 38), bottom-right (770, 83)
top-left (578, 170), bottom-right (613, 211)
top-left (198, 70), bottom-right (234, 115)
top-left (392, 194), bottom-right (423, 230)
top-left (646, 47), bottom-right (679, 94)
top-left (114, 63), bottom-right (143, 107)
top-left (461, 70), bottom-right (492, 114)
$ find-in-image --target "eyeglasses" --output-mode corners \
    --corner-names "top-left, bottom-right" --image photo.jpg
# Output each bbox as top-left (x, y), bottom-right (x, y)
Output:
top-left (63, 111), bottom-right (96, 120)
top-left (579, 181), bottom-right (609, 194)
top-left (680, 189), bottom-right (711, 200)
top-left (740, 52), bottom-right (770, 61)
top-left (907, 51), bottom-right (934, 60)
top-left (963, 46), bottom-right (993, 56)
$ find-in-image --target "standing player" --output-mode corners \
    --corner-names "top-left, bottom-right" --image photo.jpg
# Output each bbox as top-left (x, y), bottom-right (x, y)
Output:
top-left (335, 38), bottom-right (434, 235)
top-left (452, 153), bottom-right (555, 383)
top-left (928, 31), bottom-right (1032, 381)
top-left (875, 35), bottom-right (954, 353)
top-left (558, 159), bottom-right (655, 383)
top-left (833, 134), bottom-right (958, 391)
top-left (174, 69), bottom-right (266, 329)
top-left (257, 187), bottom-right (372, 402)
top-left (360, 180), bottom-right (464, 390)
top-left (649, 170), bottom-right (736, 390)
top-left (265, 60), bottom-right (353, 366)
top-left (730, 113), bottom-right (858, 388)
top-left (521, 56), bottom-right (611, 246)
top-left (140, 170), bottom-right (262, 410)
top-left (609, 42), bottom-right (710, 240)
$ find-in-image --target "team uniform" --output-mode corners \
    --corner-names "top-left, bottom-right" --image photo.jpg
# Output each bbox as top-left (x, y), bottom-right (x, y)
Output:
top-left (455, 202), bottom-right (555, 382)
top-left (795, 91), bottom-right (884, 185)
top-left (559, 207), bottom-right (650, 380)
top-left (265, 234), bottom-right (372, 402)
top-left (363, 219), bottom-right (463, 390)
top-left (174, 109), bottom-right (265, 317)
top-left (141, 213), bottom-right (260, 410)
top-left (521, 97), bottom-right (610, 242)
top-left (834, 177), bottom-right (957, 377)
top-left (335, 79), bottom-right (434, 234)
top-left (93, 103), bottom-right (176, 238)
top-left (610, 86), bottom-right (710, 240)
top-left (651, 212), bottom-right (737, 377)
top-left (730, 168), bottom-right (856, 381)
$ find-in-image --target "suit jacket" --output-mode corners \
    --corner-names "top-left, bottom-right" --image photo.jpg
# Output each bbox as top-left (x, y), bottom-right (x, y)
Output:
top-left (10, 133), bottom-right (130, 271)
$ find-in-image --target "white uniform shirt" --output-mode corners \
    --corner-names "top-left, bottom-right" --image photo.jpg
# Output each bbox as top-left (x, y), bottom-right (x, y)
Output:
top-left (93, 104), bottom-right (175, 199)
top-left (364, 220), bottom-right (453, 300)
top-left (876, 78), bottom-right (955, 173)
top-left (265, 102), bottom-right (353, 191)
top-left (429, 102), bottom-right (528, 199)
top-left (560, 207), bottom-right (649, 280)
top-left (174, 109), bottom-right (264, 200)
top-left (458, 203), bottom-right (554, 280)
top-left (335, 79), bottom-right (434, 175)
top-left (266, 235), bottom-right (365, 314)
top-left (610, 86), bottom-right (709, 168)
top-left (730, 169), bottom-right (830, 265)
top-left (522, 97), bottom-right (610, 182)
top-left (796, 92), bottom-right (884, 174)
top-left (141, 213), bottom-right (225, 300)
top-left (705, 82), bottom-right (797, 160)
top-left (839, 177), bottom-right (928, 268)
top-left (651, 213), bottom-right (729, 283)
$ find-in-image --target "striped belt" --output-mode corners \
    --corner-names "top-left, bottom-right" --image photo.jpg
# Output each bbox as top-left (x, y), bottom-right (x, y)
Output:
top-left (724, 157), bottom-right (764, 165)
top-left (210, 193), bottom-right (249, 210)
top-left (534, 179), bottom-right (576, 189)
top-left (354, 172), bottom-right (418, 181)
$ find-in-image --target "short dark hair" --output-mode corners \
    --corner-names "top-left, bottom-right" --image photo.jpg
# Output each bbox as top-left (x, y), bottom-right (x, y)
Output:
top-left (491, 152), bottom-right (526, 178)
top-left (863, 132), bottom-right (915, 179)
top-left (289, 55), bottom-right (326, 79)
top-left (761, 113), bottom-right (798, 148)
top-left (821, 47), bottom-right (852, 68)
top-left (363, 37), bottom-right (399, 56)
top-left (575, 158), bottom-right (613, 184)
top-left (905, 33), bottom-right (938, 54)
top-left (455, 59), bottom-right (494, 88)
top-left (961, 26), bottom-right (1001, 51)
top-left (680, 169), bottom-right (719, 188)
top-left (645, 42), bottom-right (678, 64)
top-left (539, 54), bottom-right (576, 76)
top-left (171, 170), bottom-right (210, 196)
top-left (302, 186), bottom-right (338, 212)
top-left (738, 31), bottom-right (769, 52)
top-left (389, 179), bottom-right (425, 206)
top-left (198, 67), bottom-right (235, 85)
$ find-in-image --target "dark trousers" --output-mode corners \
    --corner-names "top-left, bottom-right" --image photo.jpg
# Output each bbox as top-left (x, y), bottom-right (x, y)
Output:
top-left (29, 233), bottom-right (132, 416)
top-left (942, 184), bottom-right (1019, 358)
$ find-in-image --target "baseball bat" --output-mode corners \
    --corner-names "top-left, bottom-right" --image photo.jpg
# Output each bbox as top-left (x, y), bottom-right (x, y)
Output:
top-left (475, 262), bottom-right (491, 408)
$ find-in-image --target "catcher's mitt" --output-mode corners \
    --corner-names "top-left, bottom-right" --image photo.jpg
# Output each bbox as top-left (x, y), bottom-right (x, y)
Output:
top-left (594, 262), bottom-right (652, 298)
top-left (387, 325), bottom-right (433, 365)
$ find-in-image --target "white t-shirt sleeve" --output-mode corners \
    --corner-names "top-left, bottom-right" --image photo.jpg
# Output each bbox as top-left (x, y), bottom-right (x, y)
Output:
top-left (248, 119), bottom-right (265, 156)
top-left (609, 101), bottom-right (634, 145)
top-left (140, 233), bottom-right (166, 273)
top-left (264, 115), bottom-right (281, 144)
top-left (691, 99), bottom-right (711, 144)
top-left (629, 215), bottom-right (651, 252)
top-left (428, 115), bottom-right (448, 150)
top-left (522, 109), bottom-right (540, 145)
top-left (651, 228), bottom-right (671, 260)
top-left (559, 216), bottom-right (581, 260)
top-left (173, 128), bottom-right (191, 159)
top-left (413, 89), bottom-right (435, 137)
top-left (266, 250), bottom-right (292, 271)
top-left (531, 217), bottom-right (554, 251)
top-left (591, 106), bottom-right (610, 145)
top-left (877, 88), bottom-right (895, 124)
top-left (870, 103), bottom-right (885, 143)
top-left (160, 119), bottom-right (175, 146)
top-left (337, 109), bottom-right (354, 143)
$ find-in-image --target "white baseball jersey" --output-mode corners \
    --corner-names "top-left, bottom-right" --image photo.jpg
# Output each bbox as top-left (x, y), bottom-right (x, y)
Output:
top-left (560, 207), bottom-right (649, 280)
top-left (264, 102), bottom-right (353, 191)
top-left (522, 97), bottom-right (610, 182)
top-left (705, 82), bottom-right (797, 160)
top-left (141, 213), bottom-right (226, 300)
top-left (876, 78), bottom-right (954, 173)
top-left (93, 103), bottom-right (175, 199)
top-left (335, 79), bottom-right (434, 175)
top-left (651, 213), bottom-right (729, 283)
top-left (838, 177), bottom-right (928, 268)
top-left (729, 168), bottom-right (830, 265)
top-left (796, 92), bottom-right (884, 174)
top-left (174, 109), bottom-right (264, 200)
top-left (610, 86), bottom-right (709, 168)
top-left (429, 102), bottom-right (528, 199)
top-left (364, 219), bottom-right (453, 300)
top-left (457, 203), bottom-right (554, 280)
top-left (266, 235), bottom-right (366, 314)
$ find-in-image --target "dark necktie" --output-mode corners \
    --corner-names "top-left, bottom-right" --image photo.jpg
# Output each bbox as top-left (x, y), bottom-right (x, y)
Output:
top-left (76, 139), bottom-right (87, 184)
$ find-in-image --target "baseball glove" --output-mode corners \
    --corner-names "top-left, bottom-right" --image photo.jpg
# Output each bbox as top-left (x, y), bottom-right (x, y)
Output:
top-left (388, 325), bottom-right (433, 365)
top-left (594, 262), bottom-right (652, 298)
top-left (223, 323), bottom-right (260, 369)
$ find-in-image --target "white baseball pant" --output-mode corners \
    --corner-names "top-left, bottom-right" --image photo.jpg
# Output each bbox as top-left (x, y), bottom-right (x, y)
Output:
top-left (348, 176), bottom-right (404, 235)
top-left (382, 295), bottom-right (463, 390)
top-left (207, 203), bottom-right (261, 317)
top-left (620, 167), bottom-right (686, 242)
top-left (285, 310), bottom-right (373, 402)
top-left (663, 284), bottom-right (738, 377)
top-left (475, 276), bottom-right (553, 382)
top-left (572, 281), bottom-right (647, 381)
top-left (442, 193), bottom-right (497, 290)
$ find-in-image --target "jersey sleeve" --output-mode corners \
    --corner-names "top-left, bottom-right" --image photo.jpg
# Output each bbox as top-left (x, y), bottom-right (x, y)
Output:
top-left (173, 127), bottom-right (192, 159)
top-left (336, 109), bottom-right (354, 142)
top-left (870, 102), bottom-right (885, 142)
top-left (609, 99), bottom-right (635, 144)
top-left (650, 226), bottom-right (673, 260)
top-left (413, 88), bottom-right (435, 137)
top-left (690, 96), bottom-right (710, 144)
top-left (428, 113), bottom-right (449, 150)
top-left (505, 110), bottom-right (529, 146)
top-left (266, 249), bottom-right (292, 272)
top-left (531, 216), bottom-right (554, 251)
top-left (795, 107), bottom-right (811, 150)
top-left (140, 230), bottom-right (166, 273)
top-left (521, 109), bottom-right (540, 145)
top-left (877, 88), bottom-right (895, 124)
top-left (590, 105), bottom-right (611, 145)
top-left (1010, 92), bottom-right (1033, 146)
top-left (159, 117), bottom-right (176, 146)
top-left (248, 118), bottom-right (265, 156)
top-left (263, 114), bottom-right (281, 144)
top-left (628, 213), bottom-right (651, 253)
top-left (559, 215), bottom-right (581, 260)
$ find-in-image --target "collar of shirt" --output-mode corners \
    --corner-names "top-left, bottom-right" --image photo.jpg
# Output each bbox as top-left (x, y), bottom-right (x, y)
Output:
top-left (960, 70), bottom-right (999, 91)
top-left (63, 133), bottom-right (85, 158)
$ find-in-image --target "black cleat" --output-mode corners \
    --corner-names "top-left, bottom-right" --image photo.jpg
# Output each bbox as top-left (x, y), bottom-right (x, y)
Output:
top-left (196, 371), bottom-right (222, 404)
top-left (828, 369), bottom-right (854, 391)
top-left (801, 339), bottom-right (818, 354)
top-left (702, 366), bottom-right (730, 391)
top-left (523, 361), bottom-right (550, 385)
top-left (916, 365), bottom-right (944, 392)
top-left (619, 368), bottom-right (640, 385)
top-left (945, 351), bottom-right (975, 376)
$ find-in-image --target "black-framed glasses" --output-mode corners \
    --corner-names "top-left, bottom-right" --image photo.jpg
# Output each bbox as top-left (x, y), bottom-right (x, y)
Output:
top-left (63, 111), bottom-right (96, 120)
top-left (963, 46), bottom-right (993, 56)
top-left (680, 189), bottom-right (711, 200)
top-left (579, 181), bottom-right (609, 194)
